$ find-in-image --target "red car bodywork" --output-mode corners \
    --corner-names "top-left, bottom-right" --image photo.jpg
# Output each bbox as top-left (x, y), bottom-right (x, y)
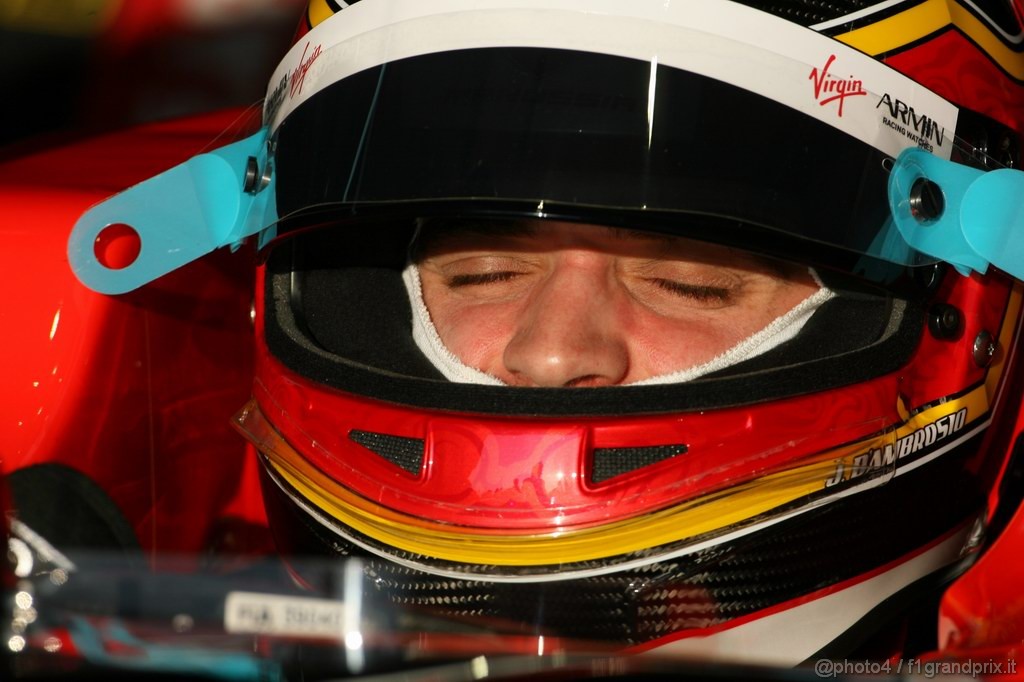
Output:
top-left (0, 110), bottom-right (268, 562)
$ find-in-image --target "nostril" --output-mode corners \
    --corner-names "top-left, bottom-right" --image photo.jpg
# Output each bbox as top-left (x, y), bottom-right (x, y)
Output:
top-left (564, 374), bottom-right (610, 388)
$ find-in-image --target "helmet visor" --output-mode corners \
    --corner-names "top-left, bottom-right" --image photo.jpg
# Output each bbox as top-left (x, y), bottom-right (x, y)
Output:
top-left (275, 46), bottom-right (920, 271)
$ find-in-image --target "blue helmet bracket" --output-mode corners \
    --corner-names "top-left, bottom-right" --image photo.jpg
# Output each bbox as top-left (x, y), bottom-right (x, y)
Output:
top-left (66, 132), bottom-right (1024, 294)
top-left (889, 147), bottom-right (1024, 280)
top-left (67, 128), bottom-right (277, 295)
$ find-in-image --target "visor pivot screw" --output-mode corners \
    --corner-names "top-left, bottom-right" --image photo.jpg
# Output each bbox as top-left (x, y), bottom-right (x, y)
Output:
top-left (973, 330), bottom-right (996, 367)
top-left (928, 304), bottom-right (962, 340)
top-left (244, 156), bottom-right (272, 194)
top-left (909, 178), bottom-right (944, 223)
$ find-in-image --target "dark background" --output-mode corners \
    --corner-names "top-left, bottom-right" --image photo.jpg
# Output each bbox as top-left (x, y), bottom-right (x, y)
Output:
top-left (0, 0), bottom-right (306, 154)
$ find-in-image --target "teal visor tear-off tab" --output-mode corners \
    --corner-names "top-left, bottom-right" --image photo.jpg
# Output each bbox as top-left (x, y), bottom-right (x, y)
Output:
top-left (962, 169), bottom-right (1024, 280)
top-left (889, 147), bottom-right (1024, 280)
top-left (67, 128), bottom-right (276, 295)
top-left (888, 147), bottom-right (988, 277)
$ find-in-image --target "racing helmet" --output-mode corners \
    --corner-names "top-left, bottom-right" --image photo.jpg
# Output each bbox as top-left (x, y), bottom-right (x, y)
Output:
top-left (69, 0), bottom-right (1024, 665)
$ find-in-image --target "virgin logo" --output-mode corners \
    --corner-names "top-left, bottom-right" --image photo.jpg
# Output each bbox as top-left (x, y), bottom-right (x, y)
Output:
top-left (809, 55), bottom-right (867, 117)
top-left (289, 42), bottom-right (322, 99)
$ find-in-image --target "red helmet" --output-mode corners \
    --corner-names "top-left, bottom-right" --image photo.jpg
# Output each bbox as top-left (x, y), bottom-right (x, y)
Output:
top-left (70, 0), bottom-right (1024, 665)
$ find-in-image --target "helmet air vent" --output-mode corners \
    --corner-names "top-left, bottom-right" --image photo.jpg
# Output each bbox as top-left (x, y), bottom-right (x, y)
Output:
top-left (348, 430), bottom-right (425, 475)
top-left (591, 444), bottom-right (688, 484)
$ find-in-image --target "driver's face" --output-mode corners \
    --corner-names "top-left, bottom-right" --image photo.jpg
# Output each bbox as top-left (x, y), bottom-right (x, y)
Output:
top-left (416, 221), bottom-right (819, 387)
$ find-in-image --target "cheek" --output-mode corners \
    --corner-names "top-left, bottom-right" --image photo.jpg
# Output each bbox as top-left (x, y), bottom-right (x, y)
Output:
top-left (625, 300), bottom-right (792, 376)
top-left (423, 293), bottom-right (522, 371)
top-left (626, 313), bottom-right (737, 376)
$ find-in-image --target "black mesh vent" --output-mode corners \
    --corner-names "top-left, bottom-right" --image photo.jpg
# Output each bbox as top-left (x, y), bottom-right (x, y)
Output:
top-left (592, 445), bottom-right (688, 483)
top-left (349, 430), bottom-right (425, 475)
top-left (731, 0), bottom-right (923, 27)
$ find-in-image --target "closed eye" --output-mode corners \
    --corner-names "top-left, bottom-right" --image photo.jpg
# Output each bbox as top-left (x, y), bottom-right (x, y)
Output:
top-left (652, 278), bottom-right (732, 303)
top-left (447, 271), bottom-right (523, 287)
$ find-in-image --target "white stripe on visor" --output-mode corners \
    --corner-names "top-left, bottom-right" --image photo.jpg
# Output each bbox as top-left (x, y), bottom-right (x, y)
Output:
top-left (402, 263), bottom-right (835, 386)
top-left (264, 0), bottom-right (958, 160)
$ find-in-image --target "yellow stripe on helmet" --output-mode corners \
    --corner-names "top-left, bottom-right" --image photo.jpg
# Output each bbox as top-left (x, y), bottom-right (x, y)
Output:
top-left (264, 441), bottom-right (840, 566)
top-left (837, 0), bottom-right (1024, 80)
top-left (307, 0), bottom-right (338, 30)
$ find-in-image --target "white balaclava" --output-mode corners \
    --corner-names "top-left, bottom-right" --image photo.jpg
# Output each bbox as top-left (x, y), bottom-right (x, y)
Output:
top-left (402, 262), bottom-right (835, 386)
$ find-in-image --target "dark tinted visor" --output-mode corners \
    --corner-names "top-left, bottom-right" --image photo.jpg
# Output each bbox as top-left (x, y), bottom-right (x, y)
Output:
top-left (273, 47), bottom-right (928, 273)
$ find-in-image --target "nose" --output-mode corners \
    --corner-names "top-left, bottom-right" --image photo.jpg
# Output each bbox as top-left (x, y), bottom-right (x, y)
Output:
top-left (501, 260), bottom-right (629, 387)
